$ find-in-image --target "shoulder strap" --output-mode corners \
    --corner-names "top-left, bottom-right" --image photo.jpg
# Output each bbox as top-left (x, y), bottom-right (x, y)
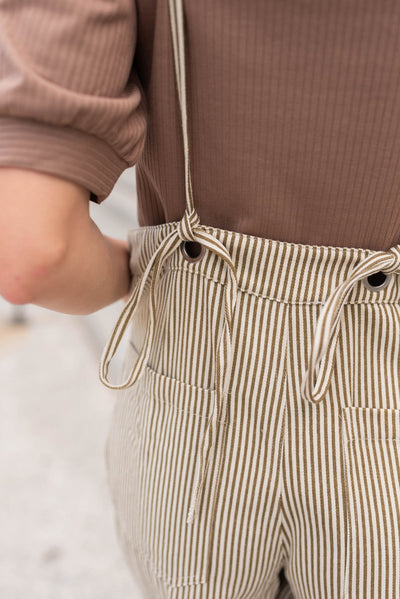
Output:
top-left (168, 0), bottom-right (196, 216)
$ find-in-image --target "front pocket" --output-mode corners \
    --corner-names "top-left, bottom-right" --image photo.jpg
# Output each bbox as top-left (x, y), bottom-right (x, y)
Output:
top-left (341, 407), bottom-right (400, 598)
top-left (107, 341), bottom-right (220, 589)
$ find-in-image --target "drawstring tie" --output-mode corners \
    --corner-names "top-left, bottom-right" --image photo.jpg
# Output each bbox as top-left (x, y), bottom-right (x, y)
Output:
top-left (99, 208), bottom-right (238, 525)
top-left (301, 244), bottom-right (400, 404)
top-left (100, 0), bottom-right (238, 525)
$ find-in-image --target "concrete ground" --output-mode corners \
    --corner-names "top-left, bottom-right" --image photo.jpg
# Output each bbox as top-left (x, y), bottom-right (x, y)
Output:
top-left (0, 169), bottom-right (143, 598)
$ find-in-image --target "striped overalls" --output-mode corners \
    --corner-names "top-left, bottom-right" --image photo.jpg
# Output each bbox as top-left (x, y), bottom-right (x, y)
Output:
top-left (99, 1), bottom-right (400, 597)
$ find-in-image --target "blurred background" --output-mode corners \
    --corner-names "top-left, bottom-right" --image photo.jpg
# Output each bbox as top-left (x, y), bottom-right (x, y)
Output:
top-left (0, 167), bottom-right (142, 598)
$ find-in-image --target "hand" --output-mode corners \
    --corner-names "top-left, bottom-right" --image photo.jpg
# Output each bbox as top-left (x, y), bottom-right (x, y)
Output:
top-left (0, 168), bottom-right (134, 314)
top-left (104, 236), bottom-right (132, 305)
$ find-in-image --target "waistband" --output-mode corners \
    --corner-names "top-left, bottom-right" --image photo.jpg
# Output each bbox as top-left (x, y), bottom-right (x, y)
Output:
top-left (128, 220), bottom-right (400, 305)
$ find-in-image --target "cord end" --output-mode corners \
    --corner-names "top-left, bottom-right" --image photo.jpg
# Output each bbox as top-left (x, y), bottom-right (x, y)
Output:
top-left (186, 505), bottom-right (197, 524)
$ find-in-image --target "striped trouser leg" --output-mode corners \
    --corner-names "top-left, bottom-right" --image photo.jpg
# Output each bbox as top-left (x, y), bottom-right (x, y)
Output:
top-left (283, 298), bottom-right (400, 599)
top-left (106, 266), bottom-right (290, 598)
top-left (105, 223), bottom-right (400, 598)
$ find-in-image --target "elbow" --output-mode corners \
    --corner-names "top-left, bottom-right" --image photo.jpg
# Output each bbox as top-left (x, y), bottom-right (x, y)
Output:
top-left (0, 238), bottom-right (68, 305)
top-left (0, 284), bottom-right (32, 306)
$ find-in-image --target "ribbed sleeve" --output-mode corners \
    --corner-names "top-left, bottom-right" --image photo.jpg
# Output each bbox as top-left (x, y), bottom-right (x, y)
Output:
top-left (0, 0), bottom-right (147, 203)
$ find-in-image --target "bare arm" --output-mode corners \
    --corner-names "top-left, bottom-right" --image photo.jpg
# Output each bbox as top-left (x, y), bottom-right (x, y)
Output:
top-left (0, 167), bottom-right (132, 315)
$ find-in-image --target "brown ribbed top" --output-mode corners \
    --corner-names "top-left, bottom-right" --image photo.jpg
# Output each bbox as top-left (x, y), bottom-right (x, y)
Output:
top-left (1, 1), bottom-right (400, 251)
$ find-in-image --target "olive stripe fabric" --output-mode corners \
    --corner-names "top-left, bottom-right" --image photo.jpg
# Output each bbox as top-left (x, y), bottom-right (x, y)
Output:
top-left (105, 222), bottom-right (400, 598)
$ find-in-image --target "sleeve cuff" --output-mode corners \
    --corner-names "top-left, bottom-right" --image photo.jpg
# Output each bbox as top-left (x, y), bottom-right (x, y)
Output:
top-left (0, 116), bottom-right (130, 203)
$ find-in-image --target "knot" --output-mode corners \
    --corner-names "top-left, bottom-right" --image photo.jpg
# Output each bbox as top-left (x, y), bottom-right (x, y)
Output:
top-left (383, 244), bottom-right (400, 274)
top-left (178, 208), bottom-right (201, 241)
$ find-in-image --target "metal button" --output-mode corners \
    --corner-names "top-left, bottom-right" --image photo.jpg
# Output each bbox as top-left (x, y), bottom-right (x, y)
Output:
top-left (362, 271), bottom-right (391, 292)
top-left (180, 240), bottom-right (205, 263)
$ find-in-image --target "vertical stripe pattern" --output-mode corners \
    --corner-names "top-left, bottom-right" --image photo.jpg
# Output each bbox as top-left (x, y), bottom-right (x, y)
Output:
top-left (105, 222), bottom-right (400, 598)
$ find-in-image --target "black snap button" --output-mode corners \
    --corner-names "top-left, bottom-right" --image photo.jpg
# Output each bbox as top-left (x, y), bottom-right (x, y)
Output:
top-left (180, 240), bottom-right (205, 262)
top-left (362, 271), bottom-right (391, 292)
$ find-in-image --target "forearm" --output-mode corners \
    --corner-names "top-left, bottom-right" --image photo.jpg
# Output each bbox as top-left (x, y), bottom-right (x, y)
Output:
top-left (30, 221), bottom-right (132, 315)
top-left (0, 167), bottom-right (132, 315)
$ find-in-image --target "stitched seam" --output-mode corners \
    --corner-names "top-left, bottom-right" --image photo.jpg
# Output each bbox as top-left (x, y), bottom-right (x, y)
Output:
top-left (128, 340), bottom-right (215, 394)
top-left (131, 545), bottom-right (205, 587)
top-left (128, 342), bottom-right (229, 422)
top-left (346, 438), bottom-right (400, 442)
top-left (161, 266), bottom-right (398, 306)
top-left (278, 306), bottom-right (289, 566)
top-left (147, 395), bottom-right (227, 423)
top-left (146, 369), bottom-right (216, 394)
top-left (341, 416), bottom-right (351, 598)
